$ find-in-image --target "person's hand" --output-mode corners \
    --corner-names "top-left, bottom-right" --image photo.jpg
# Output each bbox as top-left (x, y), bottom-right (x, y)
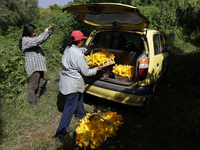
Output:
top-left (49, 23), bottom-right (54, 29)
top-left (89, 44), bottom-right (97, 51)
top-left (97, 65), bottom-right (102, 71)
top-left (45, 24), bottom-right (54, 32)
top-left (45, 28), bottom-right (49, 33)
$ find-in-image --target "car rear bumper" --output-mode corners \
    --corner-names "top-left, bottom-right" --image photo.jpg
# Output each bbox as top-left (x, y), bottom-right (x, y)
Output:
top-left (85, 84), bottom-right (146, 106)
top-left (84, 78), bottom-right (153, 106)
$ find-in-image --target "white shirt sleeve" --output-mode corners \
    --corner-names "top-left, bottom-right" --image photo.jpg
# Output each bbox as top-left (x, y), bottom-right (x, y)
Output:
top-left (77, 55), bottom-right (98, 77)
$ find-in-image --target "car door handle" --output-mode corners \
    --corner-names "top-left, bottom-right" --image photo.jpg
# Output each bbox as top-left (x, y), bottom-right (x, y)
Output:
top-left (157, 63), bottom-right (159, 67)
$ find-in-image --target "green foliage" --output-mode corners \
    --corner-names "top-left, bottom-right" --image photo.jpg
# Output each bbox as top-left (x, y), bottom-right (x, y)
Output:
top-left (139, 2), bottom-right (176, 32)
top-left (0, 0), bottom-right (39, 32)
top-left (176, 2), bottom-right (200, 46)
top-left (0, 0), bottom-right (23, 27)
top-left (136, 4), bottom-right (175, 46)
top-left (0, 35), bottom-right (27, 103)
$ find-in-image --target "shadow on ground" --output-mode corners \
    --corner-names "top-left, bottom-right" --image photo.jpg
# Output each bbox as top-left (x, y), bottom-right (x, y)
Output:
top-left (56, 92), bottom-right (66, 113)
top-left (40, 79), bottom-right (50, 97)
top-left (56, 131), bottom-right (82, 150)
top-left (0, 102), bottom-right (2, 146)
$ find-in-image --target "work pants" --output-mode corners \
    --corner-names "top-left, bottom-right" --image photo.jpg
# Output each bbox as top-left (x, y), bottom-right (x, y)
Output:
top-left (55, 92), bottom-right (86, 136)
top-left (28, 71), bottom-right (44, 103)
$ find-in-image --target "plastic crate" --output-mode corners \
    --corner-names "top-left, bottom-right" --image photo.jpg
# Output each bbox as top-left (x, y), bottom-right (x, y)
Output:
top-left (114, 73), bottom-right (133, 82)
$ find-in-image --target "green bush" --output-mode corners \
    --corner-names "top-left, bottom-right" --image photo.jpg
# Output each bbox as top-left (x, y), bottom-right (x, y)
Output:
top-left (0, 36), bottom-right (26, 103)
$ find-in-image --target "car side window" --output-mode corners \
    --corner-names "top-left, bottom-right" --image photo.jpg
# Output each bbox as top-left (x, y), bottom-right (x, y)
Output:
top-left (160, 34), bottom-right (166, 53)
top-left (153, 34), bottom-right (160, 55)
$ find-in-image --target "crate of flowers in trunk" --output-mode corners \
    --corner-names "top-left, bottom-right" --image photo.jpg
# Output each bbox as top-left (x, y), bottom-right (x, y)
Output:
top-left (114, 73), bottom-right (133, 82)
top-left (112, 64), bottom-right (135, 82)
top-left (75, 110), bottom-right (123, 150)
top-left (86, 47), bottom-right (115, 68)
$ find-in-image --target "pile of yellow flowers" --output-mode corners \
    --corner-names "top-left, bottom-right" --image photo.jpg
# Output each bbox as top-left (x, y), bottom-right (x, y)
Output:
top-left (112, 64), bottom-right (135, 79)
top-left (75, 110), bottom-right (123, 150)
top-left (86, 48), bottom-right (115, 68)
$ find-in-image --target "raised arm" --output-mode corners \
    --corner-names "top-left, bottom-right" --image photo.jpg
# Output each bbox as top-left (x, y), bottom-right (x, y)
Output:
top-left (21, 24), bottom-right (54, 52)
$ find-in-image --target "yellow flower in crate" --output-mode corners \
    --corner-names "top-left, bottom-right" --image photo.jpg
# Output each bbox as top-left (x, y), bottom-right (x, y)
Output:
top-left (112, 64), bottom-right (135, 79)
top-left (86, 48), bottom-right (115, 68)
top-left (100, 48), bottom-right (115, 59)
top-left (75, 110), bottom-right (123, 150)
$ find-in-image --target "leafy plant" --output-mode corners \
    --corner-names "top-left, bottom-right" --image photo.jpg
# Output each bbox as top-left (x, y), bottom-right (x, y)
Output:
top-left (0, 39), bottom-right (27, 103)
top-left (0, 0), bottom-right (39, 32)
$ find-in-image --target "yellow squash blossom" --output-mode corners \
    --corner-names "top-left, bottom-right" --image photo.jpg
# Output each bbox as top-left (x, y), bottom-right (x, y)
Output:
top-left (86, 48), bottom-right (115, 68)
top-left (75, 110), bottom-right (123, 150)
top-left (112, 64), bottom-right (135, 79)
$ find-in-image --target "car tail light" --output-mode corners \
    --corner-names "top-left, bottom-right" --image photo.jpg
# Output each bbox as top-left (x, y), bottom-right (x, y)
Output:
top-left (139, 58), bottom-right (149, 81)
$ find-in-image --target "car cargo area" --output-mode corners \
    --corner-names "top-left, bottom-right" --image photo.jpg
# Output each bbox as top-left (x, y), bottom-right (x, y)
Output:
top-left (85, 31), bottom-right (145, 85)
top-left (86, 48), bottom-right (143, 84)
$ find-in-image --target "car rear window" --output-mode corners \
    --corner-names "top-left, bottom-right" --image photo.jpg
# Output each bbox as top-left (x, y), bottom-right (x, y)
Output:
top-left (92, 32), bottom-right (113, 48)
top-left (85, 14), bottom-right (142, 24)
top-left (91, 31), bottom-right (144, 53)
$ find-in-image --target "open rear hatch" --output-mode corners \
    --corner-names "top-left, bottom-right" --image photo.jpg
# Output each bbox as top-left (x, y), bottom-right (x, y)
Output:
top-left (61, 3), bottom-right (150, 31)
top-left (61, 3), bottom-right (149, 85)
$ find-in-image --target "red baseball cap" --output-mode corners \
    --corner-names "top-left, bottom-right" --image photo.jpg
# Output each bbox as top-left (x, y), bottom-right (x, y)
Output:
top-left (71, 30), bottom-right (88, 41)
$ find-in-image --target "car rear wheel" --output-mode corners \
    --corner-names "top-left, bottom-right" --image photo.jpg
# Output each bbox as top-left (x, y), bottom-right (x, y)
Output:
top-left (135, 94), bottom-right (152, 116)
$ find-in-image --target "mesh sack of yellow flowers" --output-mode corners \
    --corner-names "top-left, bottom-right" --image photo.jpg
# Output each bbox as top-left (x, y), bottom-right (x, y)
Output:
top-left (75, 110), bottom-right (123, 150)
top-left (86, 48), bottom-right (115, 68)
top-left (112, 64), bottom-right (135, 79)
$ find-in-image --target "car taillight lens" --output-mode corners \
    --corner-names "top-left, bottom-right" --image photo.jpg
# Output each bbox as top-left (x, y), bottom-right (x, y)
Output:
top-left (139, 58), bottom-right (149, 81)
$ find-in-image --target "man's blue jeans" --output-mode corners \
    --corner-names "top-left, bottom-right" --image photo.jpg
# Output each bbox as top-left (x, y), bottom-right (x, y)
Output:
top-left (55, 92), bottom-right (86, 136)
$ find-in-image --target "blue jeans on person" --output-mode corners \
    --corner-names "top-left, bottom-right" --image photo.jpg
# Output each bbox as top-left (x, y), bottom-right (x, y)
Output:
top-left (55, 92), bottom-right (86, 136)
